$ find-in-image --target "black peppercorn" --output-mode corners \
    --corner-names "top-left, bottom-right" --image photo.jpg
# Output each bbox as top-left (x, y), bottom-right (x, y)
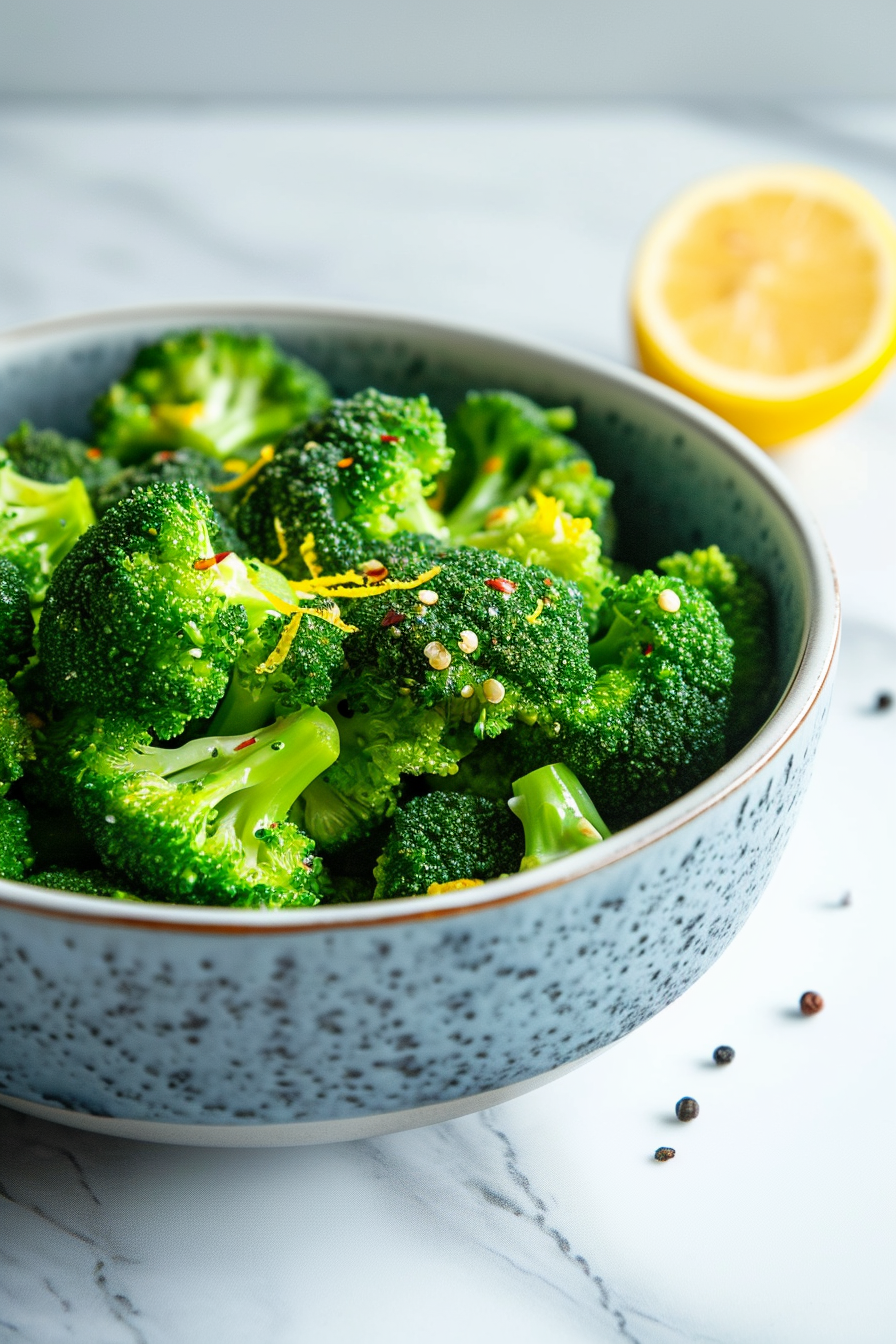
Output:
top-left (713, 1045), bottom-right (735, 1065)
top-left (800, 991), bottom-right (824, 1016)
top-left (675, 1096), bottom-right (699, 1121)
top-left (654, 1146), bottom-right (676, 1162)
top-left (874, 691), bottom-right (893, 712)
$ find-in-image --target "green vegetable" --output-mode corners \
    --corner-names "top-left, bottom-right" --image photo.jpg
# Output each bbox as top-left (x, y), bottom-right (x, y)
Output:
top-left (92, 330), bottom-right (331, 465)
top-left (372, 792), bottom-right (523, 900)
top-left (3, 422), bottom-right (120, 492)
top-left (76, 708), bottom-right (339, 907)
top-left (0, 796), bottom-right (34, 880)
top-left (28, 866), bottom-right (142, 900)
top-left (466, 489), bottom-right (614, 634)
top-left (555, 571), bottom-right (735, 829)
top-left (237, 388), bottom-right (450, 577)
top-left (0, 450), bottom-right (96, 604)
top-left (509, 763), bottom-right (609, 869)
top-left (0, 555), bottom-right (34, 676)
top-left (659, 545), bottom-right (775, 749)
top-left (444, 391), bottom-right (615, 548)
top-left (38, 481), bottom-right (285, 739)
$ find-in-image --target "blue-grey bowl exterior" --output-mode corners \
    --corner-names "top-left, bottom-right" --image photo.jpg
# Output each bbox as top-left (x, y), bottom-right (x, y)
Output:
top-left (0, 303), bottom-right (839, 1146)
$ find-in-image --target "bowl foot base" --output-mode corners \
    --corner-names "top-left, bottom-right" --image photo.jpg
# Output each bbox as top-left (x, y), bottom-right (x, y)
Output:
top-left (0, 1047), bottom-right (608, 1147)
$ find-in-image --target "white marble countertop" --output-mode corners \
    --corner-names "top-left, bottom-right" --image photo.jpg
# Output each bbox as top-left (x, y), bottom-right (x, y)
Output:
top-left (1, 102), bottom-right (895, 1343)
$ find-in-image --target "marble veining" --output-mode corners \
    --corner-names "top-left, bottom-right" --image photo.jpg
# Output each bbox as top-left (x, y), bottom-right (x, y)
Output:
top-left (1, 102), bottom-right (895, 1343)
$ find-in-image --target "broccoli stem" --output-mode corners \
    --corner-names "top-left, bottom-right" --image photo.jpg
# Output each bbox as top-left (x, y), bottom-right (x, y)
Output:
top-left (392, 493), bottom-right (447, 540)
top-left (446, 466), bottom-right (512, 540)
top-left (509, 763), bottom-right (610, 870)
top-left (589, 609), bottom-right (637, 669)
top-left (208, 672), bottom-right (278, 738)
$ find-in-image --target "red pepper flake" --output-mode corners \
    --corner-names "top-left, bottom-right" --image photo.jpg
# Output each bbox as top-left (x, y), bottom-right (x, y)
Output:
top-left (337, 456), bottom-right (354, 468)
top-left (543, 577), bottom-right (553, 586)
top-left (485, 577), bottom-right (518, 594)
top-left (193, 551), bottom-right (233, 571)
top-left (157, 450), bottom-right (176, 461)
top-left (380, 434), bottom-right (400, 444)
top-left (643, 643), bottom-right (654, 656)
top-left (381, 609), bottom-right (407, 628)
top-left (86, 447), bottom-right (103, 460)
top-left (235, 737), bottom-right (257, 751)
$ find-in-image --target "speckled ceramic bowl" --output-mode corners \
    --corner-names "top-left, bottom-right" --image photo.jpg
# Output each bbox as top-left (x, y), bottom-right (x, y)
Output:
top-left (0, 303), bottom-right (838, 1146)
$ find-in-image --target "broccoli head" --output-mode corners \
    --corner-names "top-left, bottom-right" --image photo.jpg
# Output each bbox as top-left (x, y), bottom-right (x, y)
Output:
top-left (372, 792), bottom-right (523, 900)
top-left (0, 556), bottom-right (34, 676)
top-left (659, 545), bottom-right (776, 750)
top-left (552, 571), bottom-right (734, 829)
top-left (297, 670), bottom-right (472, 853)
top-left (28, 867), bottom-right (142, 900)
top-left (0, 450), bottom-right (96, 604)
top-left (76, 709), bottom-right (338, 907)
top-left (236, 389), bottom-right (450, 578)
top-left (0, 678), bottom-right (34, 797)
top-left (39, 481), bottom-right (289, 739)
top-left (509, 763), bottom-right (609, 869)
top-left (444, 391), bottom-right (616, 549)
top-left (0, 796), bottom-right (34, 881)
top-left (92, 330), bottom-right (331, 465)
top-left (343, 546), bottom-right (594, 740)
top-left (3, 422), bottom-right (120, 492)
top-left (467, 489), bottom-right (614, 634)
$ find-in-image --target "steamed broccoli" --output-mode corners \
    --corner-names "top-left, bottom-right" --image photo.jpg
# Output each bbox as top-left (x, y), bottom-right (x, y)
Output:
top-left (92, 330), bottom-right (331, 465)
top-left (0, 797), bottom-right (33, 880)
top-left (0, 556), bottom-right (34, 675)
top-left (659, 546), bottom-right (775, 749)
top-left (76, 709), bottom-right (338, 907)
top-left (343, 546), bottom-right (594, 740)
top-left (297, 671), bottom-right (472, 852)
top-left (467, 489), bottom-right (614, 634)
top-left (3, 422), bottom-right (120, 492)
top-left (237, 389), bottom-right (450, 578)
top-left (372, 792), bottom-right (524, 900)
top-left (552, 571), bottom-right (734, 829)
top-left (28, 866), bottom-right (142, 900)
top-left (444, 391), bottom-right (615, 548)
top-left (38, 481), bottom-right (296, 739)
top-left (0, 677), bottom-right (34, 797)
top-left (509, 763), bottom-right (609, 869)
top-left (0, 450), bottom-right (96, 604)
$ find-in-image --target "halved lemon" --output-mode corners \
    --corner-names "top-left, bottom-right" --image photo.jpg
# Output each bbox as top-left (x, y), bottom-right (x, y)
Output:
top-left (631, 165), bottom-right (896, 446)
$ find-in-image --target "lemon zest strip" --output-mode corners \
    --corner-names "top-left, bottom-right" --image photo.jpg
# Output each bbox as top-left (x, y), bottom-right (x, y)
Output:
top-left (210, 444), bottom-right (275, 493)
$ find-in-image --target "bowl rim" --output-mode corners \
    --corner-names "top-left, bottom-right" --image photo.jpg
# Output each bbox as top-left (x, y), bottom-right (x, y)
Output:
top-left (0, 299), bottom-right (840, 933)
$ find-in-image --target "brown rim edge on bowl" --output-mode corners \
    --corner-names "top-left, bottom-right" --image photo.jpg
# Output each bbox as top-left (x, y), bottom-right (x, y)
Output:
top-left (0, 301), bottom-right (841, 932)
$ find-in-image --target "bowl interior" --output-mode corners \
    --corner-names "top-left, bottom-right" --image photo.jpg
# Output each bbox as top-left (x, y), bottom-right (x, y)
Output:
top-left (0, 305), bottom-right (808, 706)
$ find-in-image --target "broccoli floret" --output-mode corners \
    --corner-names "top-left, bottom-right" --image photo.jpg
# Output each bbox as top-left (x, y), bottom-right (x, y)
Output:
top-left (0, 796), bottom-right (34, 880)
top-left (551, 571), bottom-right (734, 830)
top-left (0, 556), bottom-right (34, 675)
top-left (39, 481), bottom-right (292, 739)
top-left (23, 704), bottom-right (149, 813)
top-left (443, 391), bottom-right (616, 550)
top-left (3, 422), bottom-right (121, 492)
top-left (467, 489), bottom-right (614, 635)
top-left (297, 672), bottom-right (472, 852)
top-left (509, 763), bottom-right (609, 869)
top-left (75, 709), bottom-right (338, 907)
top-left (0, 678), bottom-right (33, 797)
top-left (91, 446), bottom-right (248, 554)
top-left (659, 546), bottom-right (776, 750)
top-left (209, 599), bottom-right (351, 738)
top-left (372, 792), bottom-right (523, 900)
top-left (343, 547), bottom-right (594, 740)
top-left (92, 330), bottom-right (331, 466)
top-left (237, 389), bottom-right (450, 578)
top-left (28, 866), bottom-right (142, 901)
top-left (0, 451), bottom-right (96, 604)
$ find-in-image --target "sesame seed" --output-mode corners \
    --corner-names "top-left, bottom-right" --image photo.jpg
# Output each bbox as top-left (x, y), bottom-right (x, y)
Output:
top-left (657, 588), bottom-right (681, 613)
top-left (460, 684), bottom-right (475, 698)
top-left (417, 589), bottom-right (439, 606)
top-left (424, 640), bottom-right (452, 670)
top-left (187, 648), bottom-right (203, 658)
top-left (482, 679), bottom-right (505, 704)
top-left (458, 630), bottom-right (479, 653)
top-left (105, 815), bottom-right (116, 825)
